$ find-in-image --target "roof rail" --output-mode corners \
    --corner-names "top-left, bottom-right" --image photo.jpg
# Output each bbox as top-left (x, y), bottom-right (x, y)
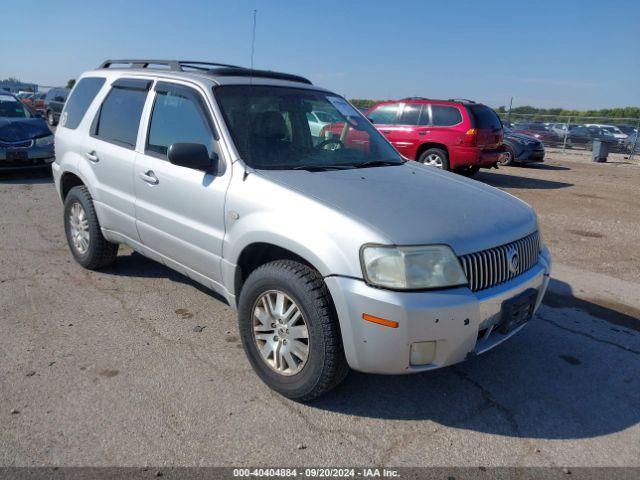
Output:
top-left (98, 59), bottom-right (242, 71)
top-left (447, 98), bottom-right (476, 104)
top-left (97, 59), bottom-right (313, 84)
top-left (401, 97), bottom-right (429, 101)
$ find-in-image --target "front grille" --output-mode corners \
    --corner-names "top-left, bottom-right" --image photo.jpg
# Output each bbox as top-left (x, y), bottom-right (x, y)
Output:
top-left (459, 232), bottom-right (540, 292)
top-left (0, 139), bottom-right (33, 148)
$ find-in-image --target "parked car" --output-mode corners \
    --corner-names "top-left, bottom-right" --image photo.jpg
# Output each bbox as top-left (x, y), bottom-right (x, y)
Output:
top-left (617, 124), bottom-right (638, 136)
top-left (0, 92), bottom-right (55, 171)
top-left (306, 110), bottom-right (341, 138)
top-left (44, 87), bottom-right (69, 126)
top-left (512, 122), bottom-right (563, 146)
top-left (500, 127), bottom-right (545, 165)
top-left (53, 59), bottom-right (550, 401)
top-left (584, 124), bottom-right (627, 139)
top-left (564, 125), bottom-right (620, 150)
top-left (360, 98), bottom-right (505, 176)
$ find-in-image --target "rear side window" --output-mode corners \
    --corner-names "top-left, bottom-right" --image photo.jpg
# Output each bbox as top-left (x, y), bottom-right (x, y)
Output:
top-left (467, 105), bottom-right (501, 130)
top-left (367, 103), bottom-right (399, 124)
top-left (92, 83), bottom-right (148, 149)
top-left (398, 104), bottom-right (423, 125)
top-left (146, 86), bottom-right (215, 158)
top-left (61, 77), bottom-right (105, 129)
top-left (431, 105), bottom-right (463, 126)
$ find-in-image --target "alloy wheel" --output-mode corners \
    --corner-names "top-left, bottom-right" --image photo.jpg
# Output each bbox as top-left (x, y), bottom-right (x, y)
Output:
top-left (424, 153), bottom-right (444, 168)
top-left (69, 202), bottom-right (90, 254)
top-left (252, 290), bottom-right (309, 376)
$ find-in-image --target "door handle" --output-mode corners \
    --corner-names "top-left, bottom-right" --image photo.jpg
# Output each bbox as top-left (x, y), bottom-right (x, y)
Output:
top-left (139, 170), bottom-right (159, 185)
top-left (85, 151), bottom-right (99, 163)
top-left (381, 130), bottom-right (392, 134)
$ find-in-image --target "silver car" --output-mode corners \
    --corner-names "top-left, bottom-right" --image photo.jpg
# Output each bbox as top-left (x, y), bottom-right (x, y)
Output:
top-left (52, 59), bottom-right (551, 400)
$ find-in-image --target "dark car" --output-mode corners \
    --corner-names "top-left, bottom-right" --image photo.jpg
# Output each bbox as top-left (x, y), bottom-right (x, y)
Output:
top-left (44, 87), bottom-right (69, 126)
top-left (565, 125), bottom-right (619, 150)
top-left (617, 124), bottom-right (638, 136)
top-left (512, 122), bottom-right (563, 146)
top-left (0, 92), bottom-right (55, 171)
top-left (500, 127), bottom-right (545, 165)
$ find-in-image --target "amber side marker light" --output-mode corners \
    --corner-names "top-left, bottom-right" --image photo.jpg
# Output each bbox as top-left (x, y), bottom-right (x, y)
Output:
top-left (362, 313), bottom-right (399, 329)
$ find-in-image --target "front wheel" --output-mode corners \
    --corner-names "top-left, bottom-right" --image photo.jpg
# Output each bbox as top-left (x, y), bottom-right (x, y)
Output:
top-left (498, 147), bottom-right (514, 166)
top-left (238, 260), bottom-right (349, 401)
top-left (418, 148), bottom-right (449, 170)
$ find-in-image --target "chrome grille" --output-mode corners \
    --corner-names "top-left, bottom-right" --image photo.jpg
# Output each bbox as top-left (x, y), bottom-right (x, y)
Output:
top-left (459, 232), bottom-right (540, 292)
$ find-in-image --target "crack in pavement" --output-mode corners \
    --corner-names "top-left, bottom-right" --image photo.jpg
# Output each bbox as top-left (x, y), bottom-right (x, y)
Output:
top-left (539, 315), bottom-right (640, 355)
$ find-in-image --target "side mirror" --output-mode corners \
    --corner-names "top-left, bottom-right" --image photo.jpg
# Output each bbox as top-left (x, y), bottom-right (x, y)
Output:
top-left (367, 117), bottom-right (374, 124)
top-left (168, 142), bottom-right (218, 173)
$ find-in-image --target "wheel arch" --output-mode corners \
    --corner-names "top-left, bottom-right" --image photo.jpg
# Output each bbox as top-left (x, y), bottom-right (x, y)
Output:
top-left (415, 142), bottom-right (449, 161)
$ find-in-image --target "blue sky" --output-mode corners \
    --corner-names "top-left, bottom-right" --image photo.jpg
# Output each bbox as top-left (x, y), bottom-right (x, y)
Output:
top-left (2, 0), bottom-right (638, 109)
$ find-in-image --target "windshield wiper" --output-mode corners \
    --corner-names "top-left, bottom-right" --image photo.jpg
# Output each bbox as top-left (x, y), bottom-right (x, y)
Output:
top-left (292, 164), bottom-right (357, 171)
top-left (352, 160), bottom-right (404, 169)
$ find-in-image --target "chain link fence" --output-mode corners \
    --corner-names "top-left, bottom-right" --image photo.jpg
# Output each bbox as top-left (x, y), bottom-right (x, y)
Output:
top-left (496, 112), bottom-right (640, 160)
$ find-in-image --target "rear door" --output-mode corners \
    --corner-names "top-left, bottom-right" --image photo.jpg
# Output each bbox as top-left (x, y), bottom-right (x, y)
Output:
top-left (466, 104), bottom-right (503, 149)
top-left (388, 103), bottom-right (428, 159)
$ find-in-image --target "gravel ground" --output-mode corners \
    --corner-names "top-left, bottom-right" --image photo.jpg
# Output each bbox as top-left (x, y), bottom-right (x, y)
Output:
top-left (0, 150), bottom-right (638, 468)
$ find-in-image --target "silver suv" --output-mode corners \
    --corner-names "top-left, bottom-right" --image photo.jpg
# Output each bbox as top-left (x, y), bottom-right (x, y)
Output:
top-left (53, 59), bottom-right (551, 400)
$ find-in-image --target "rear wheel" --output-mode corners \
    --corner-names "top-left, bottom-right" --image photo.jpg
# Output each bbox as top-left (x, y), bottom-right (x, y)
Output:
top-left (64, 186), bottom-right (118, 269)
top-left (238, 260), bottom-right (349, 401)
top-left (418, 148), bottom-right (449, 170)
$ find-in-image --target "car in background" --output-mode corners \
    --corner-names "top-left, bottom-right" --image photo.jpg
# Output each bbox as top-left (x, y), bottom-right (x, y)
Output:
top-left (584, 124), bottom-right (627, 140)
top-left (0, 92), bottom-right (55, 171)
top-left (622, 132), bottom-right (640, 153)
top-left (362, 98), bottom-right (505, 176)
top-left (617, 124), bottom-right (638, 136)
top-left (500, 127), bottom-right (545, 166)
top-left (44, 87), bottom-right (69, 126)
top-left (564, 125), bottom-right (620, 150)
top-left (306, 110), bottom-right (341, 138)
top-left (512, 122), bottom-right (563, 146)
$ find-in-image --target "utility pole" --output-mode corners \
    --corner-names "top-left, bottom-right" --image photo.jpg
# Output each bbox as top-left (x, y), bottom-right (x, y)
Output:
top-left (507, 97), bottom-right (513, 125)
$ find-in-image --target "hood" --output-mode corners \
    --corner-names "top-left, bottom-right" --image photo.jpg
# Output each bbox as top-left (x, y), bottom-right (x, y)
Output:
top-left (258, 162), bottom-right (537, 255)
top-left (0, 118), bottom-right (51, 142)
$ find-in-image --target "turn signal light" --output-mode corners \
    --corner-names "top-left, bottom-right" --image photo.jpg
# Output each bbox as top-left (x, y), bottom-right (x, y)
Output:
top-left (362, 313), bottom-right (399, 329)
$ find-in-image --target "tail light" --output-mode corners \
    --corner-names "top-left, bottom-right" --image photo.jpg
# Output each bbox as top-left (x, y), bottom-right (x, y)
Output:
top-left (464, 128), bottom-right (477, 146)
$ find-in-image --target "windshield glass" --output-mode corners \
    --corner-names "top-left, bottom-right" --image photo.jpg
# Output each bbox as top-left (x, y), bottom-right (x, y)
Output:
top-left (215, 85), bottom-right (403, 170)
top-left (0, 94), bottom-right (31, 118)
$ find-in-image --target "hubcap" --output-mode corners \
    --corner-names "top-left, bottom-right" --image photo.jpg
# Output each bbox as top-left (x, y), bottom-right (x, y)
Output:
top-left (69, 202), bottom-right (90, 254)
top-left (500, 151), bottom-right (512, 165)
top-left (424, 153), bottom-right (443, 168)
top-left (252, 290), bottom-right (309, 376)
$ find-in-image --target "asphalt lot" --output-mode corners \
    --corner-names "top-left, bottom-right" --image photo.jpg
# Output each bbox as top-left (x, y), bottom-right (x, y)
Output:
top-left (1, 150), bottom-right (639, 467)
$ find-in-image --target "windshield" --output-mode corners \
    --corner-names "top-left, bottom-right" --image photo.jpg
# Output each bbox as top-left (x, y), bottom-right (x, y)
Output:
top-left (215, 85), bottom-right (403, 170)
top-left (0, 94), bottom-right (31, 118)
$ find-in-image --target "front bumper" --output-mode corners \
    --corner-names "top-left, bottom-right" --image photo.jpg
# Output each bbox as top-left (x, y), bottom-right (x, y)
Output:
top-left (0, 145), bottom-right (55, 171)
top-left (326, 249), bottom-right (550, 374)
top-left (516, 148), bottom-right (545, 163)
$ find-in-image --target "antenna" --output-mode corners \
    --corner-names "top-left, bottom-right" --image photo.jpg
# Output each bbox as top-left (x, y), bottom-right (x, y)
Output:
top-left (250, 9), bottom-right (257, 71)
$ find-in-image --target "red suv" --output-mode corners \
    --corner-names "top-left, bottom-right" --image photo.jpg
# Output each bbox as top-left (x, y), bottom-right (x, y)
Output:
top-left (365, 98), bottom-right (505, 175)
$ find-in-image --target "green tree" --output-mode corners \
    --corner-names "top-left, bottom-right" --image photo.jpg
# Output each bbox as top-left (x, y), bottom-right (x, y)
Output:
top-left (66, 79), bottom-right (76, 89)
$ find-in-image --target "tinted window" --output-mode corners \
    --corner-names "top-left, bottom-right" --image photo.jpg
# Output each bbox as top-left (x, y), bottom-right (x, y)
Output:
top-left (147, 89), bottom-right (214, 157)
top-left (0, 94), bottom-right (30, 118)
top-left (398, 104), bottom-right (423, 125)
top-left (93, 87), bottom-right (147, 148)
top-left (61, 77), bottom-right (105, 129)
top-left (467, 105), bottom-right (501, 130)
top-left (431, 105), bottom-right (463, 126)
top-left (367, 104), bottom-right (399, 124)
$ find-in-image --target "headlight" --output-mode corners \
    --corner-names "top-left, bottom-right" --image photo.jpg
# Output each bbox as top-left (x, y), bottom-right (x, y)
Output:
top-left (35, 135), bottom-right (54, 147)
top-left (360, 245), bottom-right (468, 290)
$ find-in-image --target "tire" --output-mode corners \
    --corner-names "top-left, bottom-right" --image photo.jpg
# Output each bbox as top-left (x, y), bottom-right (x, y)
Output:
top-left (456, 165), bottom-right (480, 177)
top-left (47, 110), bottom-right (57, 127)
top-left (238, 260), bottom-right (349, 401)
top-left (498, 146), bottom-right (514, 166)
top-left (418, 148), bottom-right (449, 170)
top-left (63, 185), bottom-right (118, 270)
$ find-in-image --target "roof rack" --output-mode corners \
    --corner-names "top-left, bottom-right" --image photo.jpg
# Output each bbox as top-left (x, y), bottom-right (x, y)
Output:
top-left (401, 97), bottom-right (430, 101)
top-left (98, 59), bottom-right (313, 85)
top-left (447, 98), bottom-right (476, 104)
